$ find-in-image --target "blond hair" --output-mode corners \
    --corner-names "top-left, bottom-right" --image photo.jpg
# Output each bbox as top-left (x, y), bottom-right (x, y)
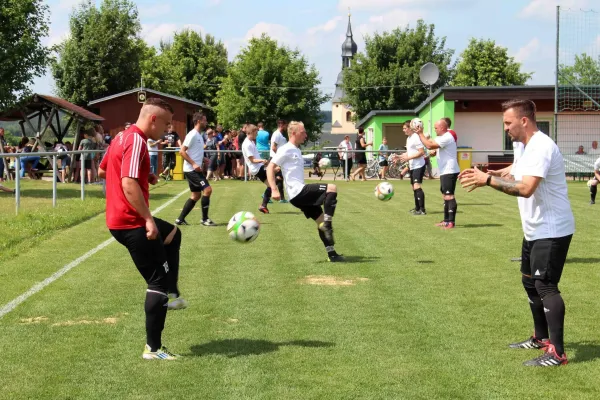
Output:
top-left (287, 121), bottom-right (304, 135)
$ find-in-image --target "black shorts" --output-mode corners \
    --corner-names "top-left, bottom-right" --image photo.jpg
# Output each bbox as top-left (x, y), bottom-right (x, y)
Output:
top-left (84, 160), bottom-right (92, 170)
top-left (110, 217), bottom-right (175, 292)
top-left (290, 183), bottom-right (328, 220)
top-left (379, 160), bottom-right (388, 167)
top-left (163, 152), bottom-right (176, 168)
top-left (409, 165), bottom-right (426, 184)
top-left (255, 166), bottom-right (268, 183)
top-left (185, 171), bottom-right (210, 192)
top-left (520, 235), bottom-right (572, 283)
top-left (440, 173), bottom-right (459, 195)
top-left (356, 155), bottom-right (367, 165)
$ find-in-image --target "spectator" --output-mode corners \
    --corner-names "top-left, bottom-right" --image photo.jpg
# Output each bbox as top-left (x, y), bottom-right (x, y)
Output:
top-left (590, 141), bottom-right (600, 155)
top-left (159, 123), bottom-right (181, 179)
top-left (17, 137), bottom-right (40, 178)
top-left (338, 135), bottom-right (353, 180)
top-left (78, 129), bottom-right (95, 183)
top-left (55, 141), bottom-right (71, 183)
top-left (204, 129), bottom-right (219, 181)
top-left (0, 127), bottom-right (8, 181)
top-left (576, 145), bottom-right (586, 155)
top-left (148, 137), bottom-right (159, 174)
top-left (256, 122), bottom-right (270, 159)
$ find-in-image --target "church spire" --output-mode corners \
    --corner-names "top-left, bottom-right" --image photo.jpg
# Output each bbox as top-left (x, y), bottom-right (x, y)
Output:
top-left (341, 11), bottom-right (357, 68)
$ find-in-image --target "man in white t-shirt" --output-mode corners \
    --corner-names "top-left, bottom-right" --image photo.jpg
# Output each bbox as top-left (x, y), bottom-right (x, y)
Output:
top-left (588, 157), bottom-right (600, 204)
top-left (459, 99), bottom-right (574, 367)
top-left (270, 119), bottom-right (289, 203)
top-left (176, 112), bottom-right (215, 226)
top-left (399, 119), bottom-right (427, 215)
top-left (418, 118), bottom-right (460, 228)
top-left (337, 135), bottom-right (353, 180)
top-left (267, 121), bottom-right (344, 262)
top-left (242, 124), bottom-right (272, 214)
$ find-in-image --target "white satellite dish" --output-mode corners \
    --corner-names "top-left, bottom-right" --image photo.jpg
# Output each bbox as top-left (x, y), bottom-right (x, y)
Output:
top-left (420, 62), bottom-right (440, 86)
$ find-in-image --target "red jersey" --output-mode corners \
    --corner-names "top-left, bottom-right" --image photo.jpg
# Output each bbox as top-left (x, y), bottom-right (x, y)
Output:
top-left (100, 125), bottom-right (150, 230)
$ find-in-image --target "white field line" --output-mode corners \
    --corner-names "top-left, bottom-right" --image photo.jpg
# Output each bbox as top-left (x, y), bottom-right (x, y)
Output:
top-left (0, 188), bottom-right (189, 319)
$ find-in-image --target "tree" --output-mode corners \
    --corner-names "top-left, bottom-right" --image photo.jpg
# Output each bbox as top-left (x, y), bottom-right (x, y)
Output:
top-left (142, 30), bottom-right (228, 109)
top-left (342, 20), bottom-right (454, 120)
top-left (215, 35), bottom-right (329, 141)
top-left (51, 0), bottom-right (145, 105)
top-left (451, 38), bottom-right (532, 87)
top-left (0, 0), bottom-right (50, 108)
top-left (559, 53), bottom-right (600, 85)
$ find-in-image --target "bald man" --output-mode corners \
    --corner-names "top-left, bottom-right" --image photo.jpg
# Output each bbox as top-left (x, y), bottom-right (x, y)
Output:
top-left (418, 118), bottom-right (460, 228)
top-left (99, 97), bottom-right (186, 360)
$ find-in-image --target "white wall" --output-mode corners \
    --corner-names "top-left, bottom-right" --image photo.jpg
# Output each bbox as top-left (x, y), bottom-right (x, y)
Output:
top-left (556, 114), bottom-right (600, 154)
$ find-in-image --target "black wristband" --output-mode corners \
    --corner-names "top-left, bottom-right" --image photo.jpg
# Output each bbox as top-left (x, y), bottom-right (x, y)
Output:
top-left (486, 175), bottom-right (492, 186)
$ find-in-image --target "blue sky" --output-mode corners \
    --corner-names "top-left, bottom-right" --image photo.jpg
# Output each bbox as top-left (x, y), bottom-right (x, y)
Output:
top-left (34, 0), bottom-right (596, 109)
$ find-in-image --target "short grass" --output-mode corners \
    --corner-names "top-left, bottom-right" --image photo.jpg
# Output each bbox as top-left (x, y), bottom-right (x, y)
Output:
top-left (0, 179), bottom-right (599, 399)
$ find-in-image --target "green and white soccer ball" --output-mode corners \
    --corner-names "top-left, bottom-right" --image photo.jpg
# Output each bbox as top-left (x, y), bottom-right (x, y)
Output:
top-left (375, 182), bottom-right (394, 201)
top-left (410, 117), bottom-right (423, 132)
top-left (227, 211), bottom-right (260, 243)
top-left (318, 157), bottom-right (332, 168)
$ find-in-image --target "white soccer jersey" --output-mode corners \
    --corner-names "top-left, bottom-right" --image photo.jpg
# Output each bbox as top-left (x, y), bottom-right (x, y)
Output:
top-left (271, 142), bottom-right (305, 199)
top-left (270, 129), bottom-right (287, 158)
top-left (594, 157), bottom-right (600, 171)
top-left (434, 131), bottom-right (459, 175)
top-left (242, 139), bottom-right (263, 176)
top-left (406, 133), bottom-right (425, 170)
top-left (182, 129), bottom-right (205, 173)
top-left (512, 131), bottom-right (575, 241)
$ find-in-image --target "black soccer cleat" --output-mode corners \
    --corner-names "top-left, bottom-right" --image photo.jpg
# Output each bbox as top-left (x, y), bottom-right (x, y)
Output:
top-left (523, 344), bottom-right (567, 367)
top-left (327, 253), bottom-right (345, 262)
top-left (258, 206), bottom-right (269, 214)
top-left (175, 219), bottom-right (189, 226)
top-left (508, 336), bottom-right (550, 350)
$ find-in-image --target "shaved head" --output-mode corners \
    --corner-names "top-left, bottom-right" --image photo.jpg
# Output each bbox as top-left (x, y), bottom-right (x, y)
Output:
top-left (136, 98), bottom-right (174, 140)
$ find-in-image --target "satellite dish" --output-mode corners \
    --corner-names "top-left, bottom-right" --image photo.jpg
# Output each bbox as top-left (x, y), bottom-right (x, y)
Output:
top-left (420, 62), bottom-right (440, 85)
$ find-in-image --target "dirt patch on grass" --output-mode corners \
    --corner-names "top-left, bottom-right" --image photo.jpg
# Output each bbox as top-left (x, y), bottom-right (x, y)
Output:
top-left (300, 275), bottom-right (369, 286)
top-left (20, 316), bottom-right (48, 324)
top-left (52, 317), bottom-right (119, 327)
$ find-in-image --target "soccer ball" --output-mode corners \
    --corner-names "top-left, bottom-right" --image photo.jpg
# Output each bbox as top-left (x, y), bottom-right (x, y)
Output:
top-left (374, 182), bottom-right (394, 201)
top-left (227, 211), bottom-right (260, 243)
top-left (319, 157), bottom-right (332, 169)
top-left (410, 118), bottom-right (423, 132)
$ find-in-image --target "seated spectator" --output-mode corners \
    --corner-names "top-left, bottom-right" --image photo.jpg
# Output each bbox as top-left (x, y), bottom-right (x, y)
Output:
top-left (17, 137), bottom-right (40, 178)
top-left (590, 141), bottom-right (600, 155)
top-left (55, 141), bottom-right (71, 183)
top-left (576, 145), bottom-right (586, 155)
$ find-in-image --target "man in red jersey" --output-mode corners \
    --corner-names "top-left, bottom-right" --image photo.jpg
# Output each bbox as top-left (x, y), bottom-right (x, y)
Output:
top-left (99, 98), bottom-right (186, 360)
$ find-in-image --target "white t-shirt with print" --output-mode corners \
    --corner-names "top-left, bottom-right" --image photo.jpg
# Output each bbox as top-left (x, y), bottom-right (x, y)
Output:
top-left (434, 131), bottom-right (459, 175)
top-left (338, 140), bottom-right (352, 160)
top-left (406, 133), bottom-right (425, 170)
top-left (242, 139), bottom-right (263, 176)
top-left (271, 142), bottom-right (305, 200)
top-left (512, 131), bottom-right (575, 241)
top-left (182, 129), bottom-right (205, 172)
top-left (270, 129), bottom-right (287, 158)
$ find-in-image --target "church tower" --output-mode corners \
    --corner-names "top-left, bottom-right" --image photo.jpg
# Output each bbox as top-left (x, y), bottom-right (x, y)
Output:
top-left (331, 11), bottom-right (358, 135)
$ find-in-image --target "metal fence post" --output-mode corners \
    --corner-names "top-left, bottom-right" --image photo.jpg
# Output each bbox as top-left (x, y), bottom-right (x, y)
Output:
top-left (345, 150), bottom-right (348, 180)
top-left (52, 155), bottom-right (57, 207)
top-left (80, 152), bottom-right (85, 200)
top-left (15, 157), bottom-right (20, 215)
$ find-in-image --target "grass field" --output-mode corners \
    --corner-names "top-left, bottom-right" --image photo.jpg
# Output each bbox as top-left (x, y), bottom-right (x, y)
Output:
top-left (1, 178), bottom-right (599, 399)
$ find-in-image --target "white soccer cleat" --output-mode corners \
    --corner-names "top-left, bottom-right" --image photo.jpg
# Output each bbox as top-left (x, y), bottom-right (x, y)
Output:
top-left (142, 344), bottom-right (179, 360)
top-left (167, 295), bottom-right (188, 311)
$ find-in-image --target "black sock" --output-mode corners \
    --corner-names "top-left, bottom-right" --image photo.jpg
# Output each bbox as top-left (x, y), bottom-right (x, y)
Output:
top-left (144, 290), bottom-right (168, 351)
top-left (443, 200), bottom-right (449, 222)
top-left (448, 198), bottom-right (457, 223)
top-left (543, 293), bottom-right (566, 356)
top-left (261, 187), bottom-right (272, 208)
top-left (523, 287), bottom-right (549, 340)
top-left (591, 185), bottom-right (597, 201)
top-left (413, 190), bottom-right (419, 210)
top-left (324, 192), bottom-right (337, 218)
top-left (276, 179), bottom-right (285, 200)
top-left (416, 188), bottom-right (425, 211)
top-left (201, 196), bottom-right (210, 220)
top-left (318, 229), bottom-right (336, 255)
top-left (165, 228), bottom-right (181, 297)
top-left (178, 198), bottom-right (197, 221)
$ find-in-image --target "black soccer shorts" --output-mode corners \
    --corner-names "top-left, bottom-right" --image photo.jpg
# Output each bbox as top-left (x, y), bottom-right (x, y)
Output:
top-left (520, 234), bottom-right (572, 284)
top-left (110, 217), bottom-right (175, 292)
top-left (409, 165), bottom-right (426, 184)
top-left (184, 171), bottom-right (210, 192)
top-left (255, 166), bottom-right (268, 183)
top-left (290, 183), bottom-right (328, 220)
top-left (440, 173), bottom-right (459, 195)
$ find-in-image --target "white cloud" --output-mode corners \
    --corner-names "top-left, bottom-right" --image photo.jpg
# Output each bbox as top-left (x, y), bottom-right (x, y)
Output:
top-left (514, 37), bottom-right (540, 63)
top-left (244, 22), bottom-right (296, 47)
top-left (308, 16), bottom-right (344, 35)
top-left (358, 8), bottom-right (426, 37)
top-left (141, 23), bottom-right (204, 47)
top-left (58, 0), bottom-right (86, 10)
top-left (338, 0), bottom-right (472, 11)
top-left (519, 0), bottom-right (590, 20)
top-left (139, 4), bottom-right (172, 19)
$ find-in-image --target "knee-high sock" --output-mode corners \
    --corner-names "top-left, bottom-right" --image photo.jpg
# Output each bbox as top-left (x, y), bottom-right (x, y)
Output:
top-left (318, 229), bottom-right (336, 256)
top-left (276, 179), bottom-right (285, 200)
top-left (591, 185), bottom-right (597, 201)
top-left (324, 192), bottom-right (338, 222)
top-left (165, 228), bottom-right (182, 297)
top-left (262, 187), bottom-right (272, 207)
top-left (201, 196), bottom-right (210, 220)
top-left (443, 200), bottom-right (449, 222)
top-left (413, 190), bottom-right (419, 210)
top-left (448, 198), bottom-right (457, 223)
top-left (415, 188), bottom-right (425, 211)
top-left (145, 290), bottom-right (168, 351)
top-left (523, 277), bottom-right (548, 340)
top-left (178, 198), bottom-right (197, 221)
top-left (542, 293), bottom-right (565, 355)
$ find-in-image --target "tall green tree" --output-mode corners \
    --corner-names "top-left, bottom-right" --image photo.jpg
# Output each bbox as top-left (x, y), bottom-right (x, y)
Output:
top-left (451, 38), bottom-right (532, 87)
top-left (51, 0), bottom-right (145, 105)
top-left (342, 20), bottom-right (454, 119)
top-left (559, 53), bottom-right (600, 85)
top-left (215, 34), bottom-right (329, 141)
top-left (0, 0), bottom-right (50, 108)
top-left (142, 29), bottom-right (228, 108)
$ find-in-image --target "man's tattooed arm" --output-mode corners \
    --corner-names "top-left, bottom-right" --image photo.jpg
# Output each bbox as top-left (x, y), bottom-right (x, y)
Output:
top-left (489, 177), bottom-right (523, 197)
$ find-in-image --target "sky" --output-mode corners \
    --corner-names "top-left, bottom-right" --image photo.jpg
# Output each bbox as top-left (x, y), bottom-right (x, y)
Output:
top-left (32, 0), bottom-right (598, 110)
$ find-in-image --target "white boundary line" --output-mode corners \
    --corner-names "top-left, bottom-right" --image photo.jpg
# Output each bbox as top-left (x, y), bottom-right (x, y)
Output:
top-left (0, 188), bottom-right (189, 319)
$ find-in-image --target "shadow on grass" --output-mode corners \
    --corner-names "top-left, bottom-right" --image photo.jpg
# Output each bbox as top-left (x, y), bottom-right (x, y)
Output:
top-left (570, 341), bottom-right (600, 363)
top-left (565, 257), bottom-right (600, 264)
top-left (188, 339), bottom-right (335, 358)
top-left (317, 255), bottom-right (380, 264)
top-left (275, 211), bottom-right (301, 215)
top-left (459, 224), bottom-right (504, 228)
top-left (416, 260), bottom-right (434, 264)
